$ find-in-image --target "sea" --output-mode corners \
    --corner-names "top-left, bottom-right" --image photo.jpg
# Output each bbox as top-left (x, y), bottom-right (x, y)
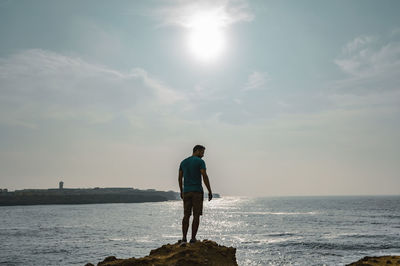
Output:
top-left (0, 196), bottom-right (399, 266)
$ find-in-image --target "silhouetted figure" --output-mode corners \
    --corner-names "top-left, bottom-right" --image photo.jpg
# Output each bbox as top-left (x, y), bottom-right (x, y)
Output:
top-left (178, 145), bottom-right (213, 244)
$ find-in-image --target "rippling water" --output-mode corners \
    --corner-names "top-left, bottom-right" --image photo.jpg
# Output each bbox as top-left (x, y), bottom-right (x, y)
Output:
top-left (0, 196), bottom-right (399, 265)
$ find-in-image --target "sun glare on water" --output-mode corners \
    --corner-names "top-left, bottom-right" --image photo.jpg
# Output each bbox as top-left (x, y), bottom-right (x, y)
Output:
top-left (186, 11), bottom-right (226, 63)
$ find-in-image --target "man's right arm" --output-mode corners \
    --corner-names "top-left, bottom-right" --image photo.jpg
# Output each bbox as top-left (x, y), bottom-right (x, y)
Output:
top-left (200, 168), bottom-right (212, 201)
top-left (178, 170), bottom-right (183, 199)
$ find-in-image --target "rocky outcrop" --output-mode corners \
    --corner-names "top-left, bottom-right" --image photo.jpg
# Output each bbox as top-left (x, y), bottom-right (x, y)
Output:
top-left (347, 256), bottom-right (400, 265)
top-left (89, 242), bottom-right (400, 266)
top-left (92, 240), bottom-right (237, 266)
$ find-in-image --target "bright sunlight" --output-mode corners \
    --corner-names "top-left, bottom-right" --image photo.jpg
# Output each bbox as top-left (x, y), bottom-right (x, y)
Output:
top-left (186, 11), bottom-right (226, 62)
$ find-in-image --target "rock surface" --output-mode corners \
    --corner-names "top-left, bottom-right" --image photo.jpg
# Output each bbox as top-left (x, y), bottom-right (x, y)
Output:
top-left (94, 240), bottom-right (237, 266)
top-left (90, 242), bottom-right (399, 266)
top-left (347, 256), bottom-right (400, 265)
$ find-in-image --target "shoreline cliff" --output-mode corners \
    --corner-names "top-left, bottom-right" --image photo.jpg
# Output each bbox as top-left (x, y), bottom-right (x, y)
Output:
top-left (0, 187), bottom-right (179, 206)
top-left (0, 186), bottom-right (220, 206)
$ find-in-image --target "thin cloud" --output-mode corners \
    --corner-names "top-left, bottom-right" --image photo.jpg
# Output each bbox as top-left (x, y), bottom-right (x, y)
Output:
top-left (342, 35), bottom-right (374, 54)
top-left (243, 71), bottom-right (270, 91)
top-left (335, 35), bottom-right (400, 83)
top-left (327, 32), bottom-right (400, 113)
top-left (0, 49), bottom-right (184, 128)
top-left (153, 0), bottom-right (254, 29)
top-left (130, 68), bottom-right (184, 105)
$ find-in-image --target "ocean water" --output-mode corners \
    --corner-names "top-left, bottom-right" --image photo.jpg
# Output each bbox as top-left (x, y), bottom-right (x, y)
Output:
top-left (0, 196), bottom-right (399, 265)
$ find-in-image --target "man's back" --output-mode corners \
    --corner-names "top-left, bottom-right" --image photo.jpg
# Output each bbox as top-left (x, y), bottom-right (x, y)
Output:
top-left (179, 156), bottom-right (206, 193)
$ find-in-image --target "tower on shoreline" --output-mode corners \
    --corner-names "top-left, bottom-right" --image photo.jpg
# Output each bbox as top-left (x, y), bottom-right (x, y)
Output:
top-left (59, 181), bottom-right (64, 190)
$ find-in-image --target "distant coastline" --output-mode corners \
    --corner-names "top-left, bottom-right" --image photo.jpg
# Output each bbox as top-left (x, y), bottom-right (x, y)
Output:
top-left (0, 183), bottom-right (220, 206)
top-left (0, 180), bottom-right (181, 206)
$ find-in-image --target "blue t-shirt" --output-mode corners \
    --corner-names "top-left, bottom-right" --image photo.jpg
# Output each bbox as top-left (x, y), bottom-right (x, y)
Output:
top-left (179, 156), bottom-right (206, 193)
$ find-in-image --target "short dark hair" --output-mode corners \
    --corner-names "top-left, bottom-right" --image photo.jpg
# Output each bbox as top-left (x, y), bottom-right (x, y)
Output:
top-left (193, 145), bottom-right (205, 153)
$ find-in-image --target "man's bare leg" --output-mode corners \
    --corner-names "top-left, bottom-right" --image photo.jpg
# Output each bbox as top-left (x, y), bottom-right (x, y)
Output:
top-left (182, 214), bottom-right (190, 242)
top-left (191, 214), bottom-right (200, 241)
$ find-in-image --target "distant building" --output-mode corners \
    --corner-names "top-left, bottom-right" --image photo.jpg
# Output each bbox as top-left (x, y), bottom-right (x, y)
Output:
top-left (59, 181), bottom-right (64, 190)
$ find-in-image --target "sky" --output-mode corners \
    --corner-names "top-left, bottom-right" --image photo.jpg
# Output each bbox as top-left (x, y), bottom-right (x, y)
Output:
top-left (0, 0), bottom-right (399, 196)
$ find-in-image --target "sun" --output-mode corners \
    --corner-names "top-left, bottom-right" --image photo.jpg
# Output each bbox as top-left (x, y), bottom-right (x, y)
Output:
top-left (186, 11), bottom-right (226, 62)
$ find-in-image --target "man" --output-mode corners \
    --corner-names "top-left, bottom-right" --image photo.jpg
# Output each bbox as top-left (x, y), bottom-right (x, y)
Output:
top-left (178, 145), bottom-right (213, 244)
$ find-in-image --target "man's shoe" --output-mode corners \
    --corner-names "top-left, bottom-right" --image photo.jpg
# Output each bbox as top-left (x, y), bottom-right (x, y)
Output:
top-left (189, 238), bottom-right (197, 244)
top-left (179, 239), bottom-right (187, 246)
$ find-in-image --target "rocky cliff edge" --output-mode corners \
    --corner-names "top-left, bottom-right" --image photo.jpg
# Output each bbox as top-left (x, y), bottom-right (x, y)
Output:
top-left (87, 241), bottom-right (400, 266)
top-left (346, 256), bottom-right (400, 265)
top-left (88, 240), bottom-right (238, 266)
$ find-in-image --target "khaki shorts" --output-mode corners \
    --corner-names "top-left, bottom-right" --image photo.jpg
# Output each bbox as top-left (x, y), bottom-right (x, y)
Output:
top-left (183, 191), bottom-right (203, 216)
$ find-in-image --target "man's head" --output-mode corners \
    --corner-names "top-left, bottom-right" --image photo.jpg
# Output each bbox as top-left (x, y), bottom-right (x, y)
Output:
top-left (192, 145), bottom-right (205, 158)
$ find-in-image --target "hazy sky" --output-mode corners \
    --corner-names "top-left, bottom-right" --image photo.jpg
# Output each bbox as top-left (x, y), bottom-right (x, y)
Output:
top-left (0, 0), bottom-right (399, 196)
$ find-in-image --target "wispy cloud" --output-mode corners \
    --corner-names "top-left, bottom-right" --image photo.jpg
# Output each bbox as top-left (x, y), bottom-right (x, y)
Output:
top-left (243, 71), bottom-right (270, 91)
top-left (0, 49), bottom-right (183, 128)
top-left (130, 68), bottom-right (184, 105)
top-left (329, 32), bottom-right (400, 112)
top-left (153, 0), bottom-right (254, 29)
top-left (334, 34), bottom-right (400, 86)
top-left (341, 35), bottom-right (374, 54)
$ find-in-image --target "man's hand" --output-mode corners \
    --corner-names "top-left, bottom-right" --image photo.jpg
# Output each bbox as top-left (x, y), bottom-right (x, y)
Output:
top-left (208, 193), bottom-right (213, 201)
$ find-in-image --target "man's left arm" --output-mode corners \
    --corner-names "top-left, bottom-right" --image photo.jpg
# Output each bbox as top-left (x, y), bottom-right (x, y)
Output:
top-left (200, 168), bottom-right (212, 201)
